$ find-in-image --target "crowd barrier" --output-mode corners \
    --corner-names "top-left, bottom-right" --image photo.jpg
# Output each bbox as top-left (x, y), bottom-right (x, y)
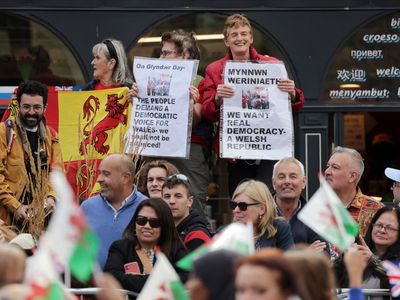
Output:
top-left (337, 288), bottom-right (392, 299)
top-left (68, 288), bottom-right (392, 300)
top-left (68, 288), bottom-right (138, 299)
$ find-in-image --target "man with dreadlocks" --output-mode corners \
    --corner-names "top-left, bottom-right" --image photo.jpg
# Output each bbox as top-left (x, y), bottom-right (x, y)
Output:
top-left (0, 80), bottom-right (63, 231)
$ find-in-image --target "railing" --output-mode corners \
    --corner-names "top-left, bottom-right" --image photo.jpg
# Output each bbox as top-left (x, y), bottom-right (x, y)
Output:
top-left (68, 287), bottom-right (392, 300)
top-left (337, 288), bottom-right (392, 299)
top-left (68, 288), bottom-right (138, 299)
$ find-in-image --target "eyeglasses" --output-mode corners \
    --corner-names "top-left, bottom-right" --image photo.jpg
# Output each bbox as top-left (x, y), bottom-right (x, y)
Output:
top-left (160, 50), bottom-right (177, 57)
top-left (20, 104), bottom-right (44, 112)
top-left (167, 173), bottom-right (189, 182)
top-left (373, 222), bottom-right (399, 233)
top-left (136, 215), bottom-right (161, 228)
top-left (229, 200), bottom-right (259, 211)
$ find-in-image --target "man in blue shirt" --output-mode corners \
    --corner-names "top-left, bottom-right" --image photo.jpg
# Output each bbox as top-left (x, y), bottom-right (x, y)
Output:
top-left (81, 153), bottom-right (146, 269)
top-left (272, 157), bottom-right (328, 252)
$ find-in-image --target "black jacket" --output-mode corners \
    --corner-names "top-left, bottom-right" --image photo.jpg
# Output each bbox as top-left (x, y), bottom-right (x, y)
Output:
top-left (177, 210), bottom-right (212, 252)
top-left (104, 239), bottom-right (187, 294)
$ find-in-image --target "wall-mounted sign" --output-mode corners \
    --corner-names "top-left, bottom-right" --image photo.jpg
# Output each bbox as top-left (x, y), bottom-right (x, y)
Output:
top-left (324, 12), bottom-right (400, 104)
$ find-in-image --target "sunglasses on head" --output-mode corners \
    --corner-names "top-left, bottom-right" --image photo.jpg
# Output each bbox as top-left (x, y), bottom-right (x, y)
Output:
top-left (135, 215), bottom-right (161, 228)
top-left (229, 200), bottom-right (259, 211)
top-left (167, 173), bottom-right (189, 182)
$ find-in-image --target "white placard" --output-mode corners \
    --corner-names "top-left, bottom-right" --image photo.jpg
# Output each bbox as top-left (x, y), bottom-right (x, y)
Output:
top-left (221, 61), bottom-right (294, 159)
top-left (126, 57), bottom-right (198, 158)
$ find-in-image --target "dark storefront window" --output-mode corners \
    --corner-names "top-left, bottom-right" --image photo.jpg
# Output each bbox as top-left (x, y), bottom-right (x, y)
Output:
top-left (323, 11), bottom-right (400, 104)
top-left (0, 12), bottom-right (85, 86)
top-left (128, 12), bottom-right (295, 78)
top-left (323, 11), bottom-right (400, 202)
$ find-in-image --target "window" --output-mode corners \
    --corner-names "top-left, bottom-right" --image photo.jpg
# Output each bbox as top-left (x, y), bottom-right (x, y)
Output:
top-left (0, 12), bottom-right (85, 86)
top-left (128, 12), bottom-right (296, 79)
top-left (323, 11), bottom-right (400, 104)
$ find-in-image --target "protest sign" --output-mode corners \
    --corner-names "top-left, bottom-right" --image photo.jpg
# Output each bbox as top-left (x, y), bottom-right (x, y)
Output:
top-left (221, 61), bottom-right (294, 159)
top-left (126, 57), bottom-right (198, 158)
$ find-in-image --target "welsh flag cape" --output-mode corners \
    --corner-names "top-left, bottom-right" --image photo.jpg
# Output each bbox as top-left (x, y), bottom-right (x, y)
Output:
top-left (1, 86), bottom-right (131, 199)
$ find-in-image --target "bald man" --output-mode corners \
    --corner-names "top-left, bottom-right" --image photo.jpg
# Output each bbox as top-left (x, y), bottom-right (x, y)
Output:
top-left (81, 154), bottom-right (147, 269)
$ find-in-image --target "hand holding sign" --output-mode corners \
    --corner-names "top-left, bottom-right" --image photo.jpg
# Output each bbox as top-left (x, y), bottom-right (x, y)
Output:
top-left (215, 84), bottom-right (235, 103)
top-left (277, 79), bottom-right (296, 100)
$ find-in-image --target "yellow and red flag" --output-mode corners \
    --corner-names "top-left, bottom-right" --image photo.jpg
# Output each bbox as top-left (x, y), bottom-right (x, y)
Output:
top-left (2, 86), bottom-right (131, 200)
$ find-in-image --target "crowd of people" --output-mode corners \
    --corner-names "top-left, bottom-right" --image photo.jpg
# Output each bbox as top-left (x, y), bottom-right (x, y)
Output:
top-left (0, 11), bottom-right (399, 300)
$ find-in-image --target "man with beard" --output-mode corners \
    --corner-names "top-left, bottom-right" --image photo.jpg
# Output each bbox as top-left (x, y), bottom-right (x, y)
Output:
top-left (81, 153), bottom-right (147, 269)
top-left (0, 80), bottom-right (63, 227)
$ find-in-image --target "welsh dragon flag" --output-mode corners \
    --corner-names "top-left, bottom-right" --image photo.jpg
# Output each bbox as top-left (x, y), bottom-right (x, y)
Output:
top-left (137, 252), bottom-right (188, 300)
top-left (24, 250), bottom-right (65, 300)
top-left (177, 222), bottom-right (254, 271)
top-left (25, 169), bottom-right (99, 299)
top-left (1, 86), bottom-right (131, 200)
top-left (298, 175), bottom-right (359, 251)
top-left (44, 169), bottom-right (99, 282)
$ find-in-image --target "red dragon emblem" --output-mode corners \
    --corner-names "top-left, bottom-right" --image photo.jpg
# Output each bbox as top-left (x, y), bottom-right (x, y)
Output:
top-left (79, 93), bottom-right (128, 155)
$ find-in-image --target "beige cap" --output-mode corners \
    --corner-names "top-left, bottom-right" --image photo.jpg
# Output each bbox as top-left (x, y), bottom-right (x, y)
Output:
top-left (9, 233), bottom-right (35, 250)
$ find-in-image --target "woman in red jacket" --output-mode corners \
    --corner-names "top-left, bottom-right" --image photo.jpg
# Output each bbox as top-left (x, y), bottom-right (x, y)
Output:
top-left (202, 14), bottom-right (305, 195)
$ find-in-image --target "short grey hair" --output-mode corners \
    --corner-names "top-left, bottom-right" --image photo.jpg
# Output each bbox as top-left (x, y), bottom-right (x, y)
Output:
top-left (331, 146), bottom-right (364, 183)
top-left (92, 38), bottom-right (133, 85)
top-left (272, 157), bottom-right (305, 180)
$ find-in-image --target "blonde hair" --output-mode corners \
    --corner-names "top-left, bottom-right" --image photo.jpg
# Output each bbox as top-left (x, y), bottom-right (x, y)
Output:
top-left (223, 14), bottom-right (253, 39)
top-left (92, 38), bottom-right (132, 85)
top-left (232, 180), bottom-right (277, 239)
top-left (285, 247), bottom-right (337, 300)
top-left (0, 244), bottom-right (26, 287)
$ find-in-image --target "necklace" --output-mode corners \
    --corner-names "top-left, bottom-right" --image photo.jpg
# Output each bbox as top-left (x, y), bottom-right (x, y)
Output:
top-left (143, 248), bottom-right (155, 263)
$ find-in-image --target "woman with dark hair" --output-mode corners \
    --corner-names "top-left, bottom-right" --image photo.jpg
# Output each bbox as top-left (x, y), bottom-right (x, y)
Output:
top-left (334, 206), bottom-right (400, 292)
top-left (185, 250), bottom-right (242, 300)
top-left (103, 198), bottom-right (186, 293)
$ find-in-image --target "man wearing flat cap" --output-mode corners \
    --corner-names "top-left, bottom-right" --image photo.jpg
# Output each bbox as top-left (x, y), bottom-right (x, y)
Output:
top-left (385, 167), bottom-right (400, 206)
